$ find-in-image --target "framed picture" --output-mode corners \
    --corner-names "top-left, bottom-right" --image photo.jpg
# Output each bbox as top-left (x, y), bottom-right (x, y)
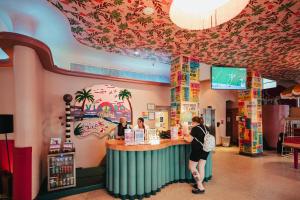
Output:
top-left (148, 112), bottom-right (155, 120)
top-left (160, 117), bottom-right (164, 122)
top-left (147, 103), bottom-right (155, 110)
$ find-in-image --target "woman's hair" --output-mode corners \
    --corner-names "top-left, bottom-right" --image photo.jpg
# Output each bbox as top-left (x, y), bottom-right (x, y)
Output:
top-left (138, 117), bottom-right (144, 123)
top-left (138, 117), bottom-right (145, 129)
top-left (192, 116), bottom-right (204, 125)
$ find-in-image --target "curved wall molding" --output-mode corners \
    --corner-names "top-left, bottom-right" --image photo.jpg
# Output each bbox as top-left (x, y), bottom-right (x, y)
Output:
top-left (0, 46), bottom-right (14, 67)
top-left (0, 32), bottom-right (170, 86)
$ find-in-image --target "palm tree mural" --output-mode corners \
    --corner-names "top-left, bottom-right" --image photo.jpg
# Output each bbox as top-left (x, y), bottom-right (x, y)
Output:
top-left (118, 89), bottom-right (133, 125)
top-left (75, 89), bottom-right (95, 112)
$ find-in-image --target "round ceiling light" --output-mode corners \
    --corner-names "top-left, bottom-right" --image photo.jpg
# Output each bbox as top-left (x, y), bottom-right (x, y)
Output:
top-left (169, 0), bottom-right (250, 30)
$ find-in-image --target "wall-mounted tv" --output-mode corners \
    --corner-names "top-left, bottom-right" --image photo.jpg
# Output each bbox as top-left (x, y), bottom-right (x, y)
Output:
top-left (211, 66), bottom-right (247, 90)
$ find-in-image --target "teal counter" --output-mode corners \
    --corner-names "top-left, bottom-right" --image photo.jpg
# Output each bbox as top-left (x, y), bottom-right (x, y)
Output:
top-left (106, 139), bottom-right (212, 199)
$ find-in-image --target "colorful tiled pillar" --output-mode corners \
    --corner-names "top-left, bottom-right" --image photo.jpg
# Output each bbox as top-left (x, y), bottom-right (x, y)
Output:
top-left (238, 71), bottom-right (263, 155)
top-left (170, 56), bottom-right (200, 127)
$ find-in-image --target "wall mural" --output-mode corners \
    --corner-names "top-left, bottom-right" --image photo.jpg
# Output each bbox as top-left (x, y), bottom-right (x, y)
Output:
top-left (47, 0), bottom-right (300, 80)
top-left (73, 84), bottom-right (131, 138)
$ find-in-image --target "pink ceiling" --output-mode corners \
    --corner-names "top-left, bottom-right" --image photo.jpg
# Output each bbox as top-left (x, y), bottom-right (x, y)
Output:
top-left (48, 0), bottom-right (300, 80)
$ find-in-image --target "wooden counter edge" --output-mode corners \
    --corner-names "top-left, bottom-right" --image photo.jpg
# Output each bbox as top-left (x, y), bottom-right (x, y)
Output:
top-left (106, 139), bottom-right (190, 151)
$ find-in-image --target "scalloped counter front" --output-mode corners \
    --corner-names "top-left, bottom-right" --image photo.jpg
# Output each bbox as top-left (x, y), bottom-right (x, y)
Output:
top-left (106, 139), bottom-right (213, 199)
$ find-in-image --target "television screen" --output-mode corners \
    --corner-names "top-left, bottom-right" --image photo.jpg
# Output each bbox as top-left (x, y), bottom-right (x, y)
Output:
top-left (211, 66), bottom-right (247, 90)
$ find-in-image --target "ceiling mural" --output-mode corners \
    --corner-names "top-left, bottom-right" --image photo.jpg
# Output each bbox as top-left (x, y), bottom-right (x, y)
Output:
top-left (48, 0), bottom-right (300, 80)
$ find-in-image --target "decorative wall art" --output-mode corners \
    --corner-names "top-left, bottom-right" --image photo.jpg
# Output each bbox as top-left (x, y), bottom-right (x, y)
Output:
top-left (148, 112), bottom-right (155, 120)
top-left (62, 94), bottom-right (75, 151)
top-left (73, 85), bottom-right (132, 138)
top-left (147, 103), bottom-right (155, 110)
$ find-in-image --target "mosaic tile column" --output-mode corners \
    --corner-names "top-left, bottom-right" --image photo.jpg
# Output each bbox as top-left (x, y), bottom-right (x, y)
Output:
top-left (238, 71), bottom-right (263, 155)
top-left (170, 56), bottom-right (200, 126)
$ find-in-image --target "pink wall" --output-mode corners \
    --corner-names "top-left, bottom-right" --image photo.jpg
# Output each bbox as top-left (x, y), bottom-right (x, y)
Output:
top-left (1, 65), bottom-right (239, 165)
top-left (1, 54), bottom-right (241, 197)
top-left (1, 65), bottom-right (170, 198)
top-left (42, 70), bottom-right (170, 170)
top-left (262, 105), bottom-right (289, 148)
top-left (199, 80), bottom-right (238, 145)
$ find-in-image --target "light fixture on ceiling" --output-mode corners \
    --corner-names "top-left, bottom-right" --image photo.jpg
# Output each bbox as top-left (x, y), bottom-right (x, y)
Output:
top-left (134, 51), bottom-right (140, 55)
top-left (169, 0), bottom-right (250, 30)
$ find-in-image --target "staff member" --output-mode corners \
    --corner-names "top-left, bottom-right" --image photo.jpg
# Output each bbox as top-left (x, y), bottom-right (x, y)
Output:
top-left (115, 117), bottom-right (130, 139)
top-left (133, 117), bottom-right (149, 130)
top-left (184, 116), bottom-right (209, 194)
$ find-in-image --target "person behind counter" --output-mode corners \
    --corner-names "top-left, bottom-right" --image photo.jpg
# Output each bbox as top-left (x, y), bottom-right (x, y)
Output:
top-left (115, 117), bottom-right (130, 139)
top-left (133, 117), bottom-right (149, 130)
top-left (184, 116), bottom-right (209, 194)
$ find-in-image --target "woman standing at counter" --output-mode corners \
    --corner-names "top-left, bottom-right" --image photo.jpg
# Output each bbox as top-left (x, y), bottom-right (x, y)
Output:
top-left (184, 116), bottom-right (209, 194)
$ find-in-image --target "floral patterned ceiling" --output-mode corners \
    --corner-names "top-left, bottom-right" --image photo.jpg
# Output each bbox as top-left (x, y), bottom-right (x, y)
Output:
top-left (48, 0), bottom-right (300, 80)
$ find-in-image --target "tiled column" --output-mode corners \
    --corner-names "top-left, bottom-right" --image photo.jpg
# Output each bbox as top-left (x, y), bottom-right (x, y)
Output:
top-left (170, 56), bottom-right (200, 127)
top-left (238, 71), bottom-right (263, 155)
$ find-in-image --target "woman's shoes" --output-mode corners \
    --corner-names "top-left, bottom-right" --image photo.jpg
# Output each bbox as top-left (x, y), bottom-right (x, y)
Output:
top-left (191, 184), bottom-right (205, 194)
top-left (192, 182), bottom-right (205, 189)
top-left (192, 188), bottom-right (205, 194)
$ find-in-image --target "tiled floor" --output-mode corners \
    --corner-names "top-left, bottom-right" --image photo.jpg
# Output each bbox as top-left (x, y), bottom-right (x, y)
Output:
top-left (60, 147), bottom-right (300, 200)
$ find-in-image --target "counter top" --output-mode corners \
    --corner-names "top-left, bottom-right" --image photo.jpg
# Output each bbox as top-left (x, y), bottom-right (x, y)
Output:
top-left (106, 139), bottom-right (190, 151)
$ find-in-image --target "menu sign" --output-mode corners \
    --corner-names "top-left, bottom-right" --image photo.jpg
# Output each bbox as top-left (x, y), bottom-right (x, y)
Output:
top-left (125, 129), bottom-right (134, 146)
top-left (146, 129), bottom-right (157, 141)
top-left (135, 129), bottom-right (145, 145)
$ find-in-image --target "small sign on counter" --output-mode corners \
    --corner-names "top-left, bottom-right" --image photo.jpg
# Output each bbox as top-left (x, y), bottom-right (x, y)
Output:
top-left (171, 127), bottom-right (179, 140)
top-left (125, 129), bottom-right (135, 145)
top-left (135, 129), bottom-right (145, 144)
top-left (147, 129), bottom-right (160, 145)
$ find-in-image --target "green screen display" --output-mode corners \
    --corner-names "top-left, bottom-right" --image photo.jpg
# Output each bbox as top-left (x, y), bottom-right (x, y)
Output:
top-left (211, 66), bottom-right (247, 90)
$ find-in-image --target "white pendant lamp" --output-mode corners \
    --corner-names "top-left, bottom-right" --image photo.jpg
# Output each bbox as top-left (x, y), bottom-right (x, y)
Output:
top-left (169, 0), bottom-right (250, 30)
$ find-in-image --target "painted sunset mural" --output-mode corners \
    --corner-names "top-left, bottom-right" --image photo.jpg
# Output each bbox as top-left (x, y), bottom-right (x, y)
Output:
top-left (73, 84), bottom-right (131, 138)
